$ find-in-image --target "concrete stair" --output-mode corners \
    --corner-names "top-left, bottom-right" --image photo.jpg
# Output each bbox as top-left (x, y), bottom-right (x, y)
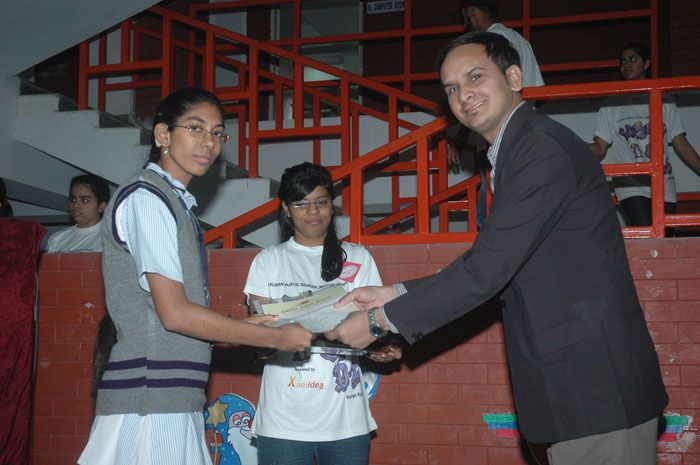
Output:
top-left (11, 87), bottom-right (293, 246)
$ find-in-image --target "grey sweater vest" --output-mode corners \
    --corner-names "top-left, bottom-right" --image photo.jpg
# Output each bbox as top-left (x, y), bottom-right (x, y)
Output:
top-left (97, 169), bottom-right (211, 415)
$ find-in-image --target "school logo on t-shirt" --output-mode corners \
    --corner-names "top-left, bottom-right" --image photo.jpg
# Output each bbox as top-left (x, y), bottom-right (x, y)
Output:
top-left (339, 261), bottom-right (361, 283)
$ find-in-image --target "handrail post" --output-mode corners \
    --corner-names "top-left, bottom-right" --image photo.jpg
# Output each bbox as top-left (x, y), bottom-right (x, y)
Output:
top-left (98, 36), bottom-right (107, 111)
top-left (204, 30), bottom-right (216, 90)
top-left (437, 138), bottom-right (449, 232)
top-left (120, 21), bottom-right (130, 64)
top-left (650, 0), bottom-right (658, 79)
top-left (343, 109), bottom-right (360, 216)
top-left (522, 0), bottom-right (531, 40)
top-left (389, 95), bottom-right (400, 226)
top-left (186, 4), bottom-right (197, 86)
top-left (416, 138), bottom-right (431, 235)
top-left (403, 0), bottom-right (412, 99)
top-left (349, 169), bottom-right (364, 243)
top-left (293, 0), bottom-right (301, 55)
top-left (162, 15), bottom-right (172, 98)
top-left (249, 44), bottom-right (260, 178)
top-left (78, 41), bottom-right (89, 110)
top-left (312, 93), bottom-right (321, 165)
top-left (293, 61), bottom-right (304, 127)
top-left (340, 78), bottom-right (351, 214)
top-left (648, 88), bottom-right (665, 237)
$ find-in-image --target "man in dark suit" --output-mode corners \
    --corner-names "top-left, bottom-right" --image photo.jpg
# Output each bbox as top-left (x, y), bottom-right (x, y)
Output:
top-left (327, 32), bottom-right (668, 465)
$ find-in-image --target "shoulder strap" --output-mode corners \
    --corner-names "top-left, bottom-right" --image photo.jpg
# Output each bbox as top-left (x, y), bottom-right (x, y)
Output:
top-left (111, 180), bottom-right (177, 246)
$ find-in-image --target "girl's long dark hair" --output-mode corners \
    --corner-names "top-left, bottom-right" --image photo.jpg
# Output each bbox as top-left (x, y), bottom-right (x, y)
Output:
top-left (95, 87), bottom-right (224, 395)
top-left (278, 162), bottom-right (346, 281)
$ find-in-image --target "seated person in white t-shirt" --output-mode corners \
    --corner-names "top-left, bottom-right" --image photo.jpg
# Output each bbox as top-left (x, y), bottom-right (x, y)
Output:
top-left (47, 174), bottom-right (110, 252)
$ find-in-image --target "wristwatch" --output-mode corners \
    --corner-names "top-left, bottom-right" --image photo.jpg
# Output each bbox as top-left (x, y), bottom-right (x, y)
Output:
top-left (367, 307), bottom-right (387, 338)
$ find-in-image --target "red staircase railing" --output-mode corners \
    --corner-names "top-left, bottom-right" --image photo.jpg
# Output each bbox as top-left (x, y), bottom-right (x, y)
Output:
top-left (77, 1), bottom-right (700, 245)
top-left (77, 5), bottom-right (478, 246)
top-left (188, 0), bottom-right (659, 93)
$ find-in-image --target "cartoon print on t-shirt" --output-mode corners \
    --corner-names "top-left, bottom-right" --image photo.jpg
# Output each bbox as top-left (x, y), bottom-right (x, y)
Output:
top-left (618, 120), bottom-right (673, 175)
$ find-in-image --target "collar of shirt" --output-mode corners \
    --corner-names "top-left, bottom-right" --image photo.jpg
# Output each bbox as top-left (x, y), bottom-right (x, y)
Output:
top-left (146, 162), bottom-right (198, 210)
top-left (486, 100), bottom-right (527, 192)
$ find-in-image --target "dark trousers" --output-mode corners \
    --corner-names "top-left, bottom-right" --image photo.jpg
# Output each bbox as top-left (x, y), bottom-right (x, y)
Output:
top-left (619, 196), bottom-right (676, 227)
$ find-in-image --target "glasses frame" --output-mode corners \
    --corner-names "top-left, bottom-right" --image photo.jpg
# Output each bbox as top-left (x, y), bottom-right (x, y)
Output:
top-left (170, 124), bottom-right (230, 144)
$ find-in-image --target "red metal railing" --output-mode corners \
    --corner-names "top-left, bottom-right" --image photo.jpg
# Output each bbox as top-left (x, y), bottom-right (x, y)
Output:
top-left (203, 77), bottom-right (700, 246)
top-left (77, 5), bottom-right (476, 246)
top-left (188, 0), bottom-right (659, 93)
top-left (526, 77), bottom-right (700, 238)
top-left (77, 1), bottom-right (699, 245)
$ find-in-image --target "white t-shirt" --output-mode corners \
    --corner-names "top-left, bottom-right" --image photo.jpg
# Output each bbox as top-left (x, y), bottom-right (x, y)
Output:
top-left (244, 237), bottom-right (382, 441)
top-left (594, 95), bottom-right (686, 203)
top-left (488, 23), bottom-right (544, 88)
top-left (47, 222), bottom-right (102, 252)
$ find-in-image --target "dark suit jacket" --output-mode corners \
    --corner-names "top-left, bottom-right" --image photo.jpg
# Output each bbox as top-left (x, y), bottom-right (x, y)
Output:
top-left (385, 104), bottom-right (668, 444)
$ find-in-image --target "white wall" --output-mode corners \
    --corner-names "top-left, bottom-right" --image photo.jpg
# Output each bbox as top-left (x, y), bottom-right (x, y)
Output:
top-left (1, 78), bottom-right (77, 217)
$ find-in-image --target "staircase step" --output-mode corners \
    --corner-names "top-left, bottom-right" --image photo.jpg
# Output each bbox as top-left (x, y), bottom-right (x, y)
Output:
top-left (57, 96), bottom-right (79, 112)
top-left (99, 113), bottom-right (133, 128)
top-left (225, 161), bottom-right (249, 179)
top-left (19, 80), bottom-right (41, 95)
top-left (12, 82), bottom-right (383, 248)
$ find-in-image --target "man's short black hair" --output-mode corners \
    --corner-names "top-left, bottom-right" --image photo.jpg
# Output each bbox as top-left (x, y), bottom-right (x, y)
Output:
top-left (437, 31), bottom-right (520, 75)
top-left (460, 0), bottom-right (498, 21)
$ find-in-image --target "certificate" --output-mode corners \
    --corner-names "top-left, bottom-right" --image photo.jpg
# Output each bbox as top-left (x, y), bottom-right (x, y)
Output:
top-left (257, 286), bottom-right (359, 333)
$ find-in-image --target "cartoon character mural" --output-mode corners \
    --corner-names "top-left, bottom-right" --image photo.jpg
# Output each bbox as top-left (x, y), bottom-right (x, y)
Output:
top-left (204, 394), bottom-right (258, 465)
top-left (203, 375), bottom-right (382, 464)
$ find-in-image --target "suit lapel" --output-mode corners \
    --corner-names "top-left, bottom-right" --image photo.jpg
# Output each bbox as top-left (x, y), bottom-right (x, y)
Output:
top-left (492, 104), bottom-right (536, 193)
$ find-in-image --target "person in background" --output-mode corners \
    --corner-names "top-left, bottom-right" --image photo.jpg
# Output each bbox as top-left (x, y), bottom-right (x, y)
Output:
top-left (46, 174), bottom-right (110, 252)
top-left (78, 87), bottom-right (312, 465)
top-left (460, 0), bottom-right (543, 87)
top-left (328, 32), bottom-right (667, 465)
top-left (0, 178), bottom-right (13, 218)
top-left (448, 0), bottom-right (545, 227)
top-left (590, 43), bottom-right (700, 226)
top-left (245, 162), bottom-right (401, 465)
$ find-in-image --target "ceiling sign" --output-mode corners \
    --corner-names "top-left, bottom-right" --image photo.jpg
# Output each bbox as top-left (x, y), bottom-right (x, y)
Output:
top-left (367, 0), bottom-right (405, 14)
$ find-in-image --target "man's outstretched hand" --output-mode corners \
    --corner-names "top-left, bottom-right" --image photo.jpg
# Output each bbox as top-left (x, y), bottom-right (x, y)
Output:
top-left (334, 285), bottom-right (398, 311)
top-left (326, 285), bottom-right (398, 349)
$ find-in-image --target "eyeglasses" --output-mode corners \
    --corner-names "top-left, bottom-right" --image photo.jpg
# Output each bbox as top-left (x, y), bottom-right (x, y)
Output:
top-left (171, 124), bottom-right (229, 144)
top-left (619, 55), bottom-right (640, 65)
top-left (289, 199), bottom-right (333, 209)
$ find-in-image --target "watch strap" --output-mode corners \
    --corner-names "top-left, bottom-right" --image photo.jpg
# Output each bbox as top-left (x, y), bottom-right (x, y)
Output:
top-left (368, 307), bottom-right (387, 338)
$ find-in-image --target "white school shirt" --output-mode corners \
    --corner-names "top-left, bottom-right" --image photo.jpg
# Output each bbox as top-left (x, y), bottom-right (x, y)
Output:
top-left (115, 162), bottom-right (197, 291)
top-left (244, 237), bottom-right (382, 442)
top-left (47, 222), bottom-right (103, 252)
